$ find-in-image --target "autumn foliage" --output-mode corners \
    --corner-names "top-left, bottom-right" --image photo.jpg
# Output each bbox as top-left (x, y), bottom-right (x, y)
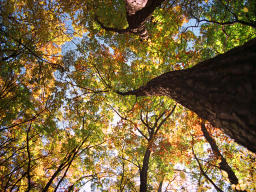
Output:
top-left (1, 0), bottom-right (256, 191)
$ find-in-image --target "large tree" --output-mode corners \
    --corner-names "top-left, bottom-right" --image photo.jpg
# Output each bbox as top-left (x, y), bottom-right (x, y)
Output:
top-left (117, 38), bottom-right (256, 153)
top-left (98, 0), bottom-right (256, 153)
top-left (1, 0), bottom-right (256, 191)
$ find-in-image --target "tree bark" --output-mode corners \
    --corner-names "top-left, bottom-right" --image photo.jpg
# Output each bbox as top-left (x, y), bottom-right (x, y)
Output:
top-left (117, 38), bottom-right (256, 153)
top-left (125, 0), bottom-right (166, 40)
top-left (96, 0), bottom-right (166, 40)
top-left (140, 148), bottom-right (151, 192)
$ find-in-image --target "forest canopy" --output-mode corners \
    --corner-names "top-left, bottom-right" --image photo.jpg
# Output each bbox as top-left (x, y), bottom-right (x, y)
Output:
top-left (0, 0), bottom-right (256, 191)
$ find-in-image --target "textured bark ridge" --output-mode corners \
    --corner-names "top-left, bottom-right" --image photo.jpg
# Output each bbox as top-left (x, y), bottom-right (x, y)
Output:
top-left (96, 0), bottom-right (166, 40)
top-left (118, 38), bottom-right (256, 153)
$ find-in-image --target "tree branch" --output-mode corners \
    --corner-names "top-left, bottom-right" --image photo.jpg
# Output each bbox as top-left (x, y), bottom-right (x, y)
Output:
top-left (1, 108), bottom-right (47, 132)
top-left (201, 122), bottom-right (244, 191)
top-left (96, 0), bottom-right (167, 40)
top-left (192, 147), bottom-right (224, 192)
top-left (155, 105), bottom-right (176, 135)
top-left (109, 105), bottom-right (149, 140)
top-left (140, 110), bottom-right (152, 136)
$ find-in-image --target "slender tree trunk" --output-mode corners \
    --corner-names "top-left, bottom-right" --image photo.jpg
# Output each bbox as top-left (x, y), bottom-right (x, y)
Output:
top-left (157, 178), bottom-right (164, 192)
top-left (118, 38), bottom-right (256, 153)
top-left (140, 148), bottom-right (151, 192)
top-left (201, 123), bottom-right (246, 192)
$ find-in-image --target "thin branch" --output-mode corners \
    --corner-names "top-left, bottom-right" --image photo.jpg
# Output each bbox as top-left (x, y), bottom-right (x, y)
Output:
top-left (162, 175), bottom-right (177, 192)
top-left (43, 129), bottom-right (91, 192)
top-left (0, 77), bottom-right (17, 99)
top-left (190, 6), bottom-right (256, 28)
top-left (192, 147), bottom-right (224, 192)
top-left (109, 105), bottom-right (149, 140)
top-left (0, 28), bottom-right (65, 71)
top-left (155, 104), bottom-right (176, 135)
top-left (119, 156), bottom-right (140, 169)
top-left (196, 158), bottom-right (220, 169)
top-left (1, 108), bottom-right (46, 132)
top-left (136, 127), bottom-right (149, 140)
top-left (119, 159), bottom-right (127, 192)
top-left (140, 110), bottom-right (152, 136)
top-left (26, 122), bottom-right (32, 192)
top-left (42, 152), bottom-right (73, 192)
top-left (66, 81), bottom-right (110, 94)
top-left (153, 110), bottom-right (167, 130)
top-left (64, 34), bottom-right (113, 90)
top-left (93, 62), bottom-right (112, 89)
top-left (126, 96), bottom-right (138, 114)
top-left (145, 109), bottom-right (149, 127)
top-left (54, 153), bottom-right (75, 192)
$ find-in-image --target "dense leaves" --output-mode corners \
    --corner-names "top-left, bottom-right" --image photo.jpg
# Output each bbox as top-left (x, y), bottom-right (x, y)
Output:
top-left (0, 0), bottom-right (255, 191)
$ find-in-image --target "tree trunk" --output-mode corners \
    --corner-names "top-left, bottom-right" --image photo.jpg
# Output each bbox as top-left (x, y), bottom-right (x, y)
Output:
top-left (140, 148), bottom-right (151, 192)
top-left (125, 0), bottom-right (166, 39)
top-left (96, 0), bottom-right (166, 40)
top-left (157, 179), bottom-right (163, 192)
top-left (117, 38), bottom-right (256, 153)
top-left (201, 123), bottom-right (246, 192)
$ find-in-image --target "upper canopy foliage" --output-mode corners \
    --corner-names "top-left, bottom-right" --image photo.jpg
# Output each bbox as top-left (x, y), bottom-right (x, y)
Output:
top-left (0, 0), bottom-right (256, 191)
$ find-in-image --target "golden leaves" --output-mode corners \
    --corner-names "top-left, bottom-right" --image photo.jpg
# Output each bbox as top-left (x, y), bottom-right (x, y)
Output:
top-left (72, 23), bottom-right (88, 38)
top-left (40, 42), bottom-right (61, 59)
top-left (231, 183), bottom-right (248, 191)
top-left (173, 5), bottom-right (181, 12)
top-left (242, 7), bottom-right (248, 13)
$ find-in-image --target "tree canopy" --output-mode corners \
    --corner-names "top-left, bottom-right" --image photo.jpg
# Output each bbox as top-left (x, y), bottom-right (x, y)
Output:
top-left (0, 0), bottom-right (256, 191)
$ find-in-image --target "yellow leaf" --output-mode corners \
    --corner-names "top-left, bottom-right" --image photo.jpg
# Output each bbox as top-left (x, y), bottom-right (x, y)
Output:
top-left (173, 5), bottom-right (181, 12)
top-left (180, 171), bottom-right (186, 179)
top-left (242, 7), bottom-right (248, 12)
top-left (221, 170), bottom-right (228, 178)
top-left (240, 184), bottom-right (247, 191)
top-left (231, 184), bottom-right (236, 190)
